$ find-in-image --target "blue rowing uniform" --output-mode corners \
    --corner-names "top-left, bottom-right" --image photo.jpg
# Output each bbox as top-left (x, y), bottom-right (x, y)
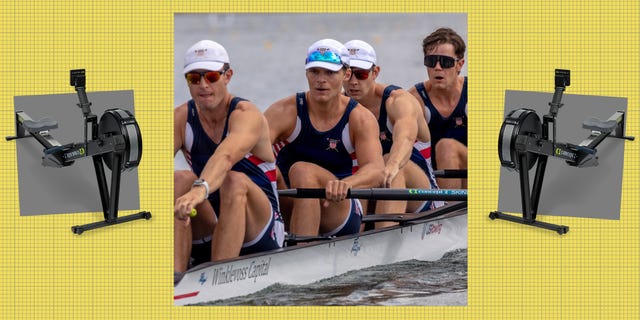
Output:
top-left (378, 85), bottom-right (442, 211)
top-left (274, 92), bottom-right (359, 186)
top-left (414, 77), bottom-right (467, 169)
top-left (183, 98), bottom-right (284, 254)
top-left (273, 92), bottom-right (362, 236)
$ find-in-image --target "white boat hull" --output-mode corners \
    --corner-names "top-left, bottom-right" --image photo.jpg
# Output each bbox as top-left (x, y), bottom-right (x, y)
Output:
top-left (174, 210), bottom-right (467, 305)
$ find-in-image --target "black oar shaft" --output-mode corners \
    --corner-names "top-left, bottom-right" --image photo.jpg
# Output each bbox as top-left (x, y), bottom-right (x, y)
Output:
top-left (278, 188), bottom-right (467, 201)
top-left (433, 169), bottom-right (467, 179)
top-left (361, 201), bottom-right (467, 223)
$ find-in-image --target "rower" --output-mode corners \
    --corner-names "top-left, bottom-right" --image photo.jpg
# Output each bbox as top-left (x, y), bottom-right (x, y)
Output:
top-left (6, 69), bottom-right (151, 234)
top-left (489, 69), bottom-right (634, 234)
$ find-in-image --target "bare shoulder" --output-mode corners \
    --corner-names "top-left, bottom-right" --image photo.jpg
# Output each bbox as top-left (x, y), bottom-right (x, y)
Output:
top-left (406, 82), bottom-right (419, 94)
top-left (387, 88), bottom-right (422, 115)
top-left (264, 95), bottom-right (298, 126)
top-left (174, 102), bottom-right (188, 126)
top-left (264, 94), bottom-right (299, 142)
top-left (349, 102), bottom-right (378, 126)
top-left (173, 102), bottom-right (189, 153)
top-left (228, 99), bottom-right (265, 132)
top-left (233, 98), bottom-right (262, 115)
top-left (265, 95), bottom-right (297, 115)
top-left (388, 87), bottom-right (415, 102)
top-left (406, 82), bottom-right (425, 106)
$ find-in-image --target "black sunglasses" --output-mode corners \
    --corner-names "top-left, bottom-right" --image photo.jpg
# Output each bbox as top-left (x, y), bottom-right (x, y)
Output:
top-left (424, 55), bottom-right (459, 68)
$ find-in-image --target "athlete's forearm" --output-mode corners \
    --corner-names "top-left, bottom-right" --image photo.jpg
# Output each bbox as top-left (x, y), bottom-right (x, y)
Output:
top-left (386, 132), bottom-right (415, 169)
top-left (342, 163), bottom-right (384, 189)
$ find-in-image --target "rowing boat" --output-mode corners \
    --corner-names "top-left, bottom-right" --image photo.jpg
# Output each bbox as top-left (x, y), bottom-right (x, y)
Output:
top-left (174, 200), bottom-right (467, 305)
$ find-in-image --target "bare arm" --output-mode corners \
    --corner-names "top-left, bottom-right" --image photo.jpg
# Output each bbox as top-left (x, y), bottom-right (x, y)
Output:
top-left (200, 102), bottom-right (263, 193)
top-left (174, 104), bottom-right (187, 155)
top-left (264, 95), bottom-right (297, 144)
top-left (342, 105), bottom-right (385, 189)
top-left (383, 91), bottom-right (423, 187)
top-left (174, 101), bottom-right (265, 216)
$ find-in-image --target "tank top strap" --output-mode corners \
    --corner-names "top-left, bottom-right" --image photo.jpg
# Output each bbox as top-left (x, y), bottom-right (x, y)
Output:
top-left (414, 82), bottom-right (431, 107)
top-left (221, 96), bottom-right (248, 139)
top-left (186, 99), bottom-right (199, 130)
top-left (456, 77), bottom-right (468, 114)
top-left (379, 85), bottom-right (402, 128)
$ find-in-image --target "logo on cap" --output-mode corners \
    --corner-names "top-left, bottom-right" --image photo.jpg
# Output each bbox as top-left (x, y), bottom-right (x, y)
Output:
top-left (348, 48), bottom-right (359, 55)
top-left (318, 47), bottom-right (329, 54)
top-left (195, 49), bottom-right (207, 57)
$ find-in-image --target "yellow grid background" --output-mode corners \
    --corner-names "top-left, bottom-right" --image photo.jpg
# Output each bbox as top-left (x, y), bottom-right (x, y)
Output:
top-left (0, 1), bottom-right (638, 319)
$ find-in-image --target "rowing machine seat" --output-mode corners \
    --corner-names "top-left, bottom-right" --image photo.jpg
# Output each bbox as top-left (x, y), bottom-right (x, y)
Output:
top-left (582, 117), bottom-right (617, 133)
top-left (22, 117), bottom-right (58, 133)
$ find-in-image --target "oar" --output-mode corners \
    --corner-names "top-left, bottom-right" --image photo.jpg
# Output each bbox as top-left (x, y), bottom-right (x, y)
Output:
top-left (284, 234), bottom-right (336, 245)
top-left (433, 169), bottom-right (467, 179)
top-left (284, 201), bottom-right (467, 245)
top-left (362, 201), bottom-right (467, 224)
top-left (278, 188), bottom-right (467, 201)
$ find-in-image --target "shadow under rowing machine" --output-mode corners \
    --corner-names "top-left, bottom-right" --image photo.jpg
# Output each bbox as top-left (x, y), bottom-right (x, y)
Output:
top-left (6, 69), bottom-right (152, 234)
top-left (489, 69), bottom-right (634, 235)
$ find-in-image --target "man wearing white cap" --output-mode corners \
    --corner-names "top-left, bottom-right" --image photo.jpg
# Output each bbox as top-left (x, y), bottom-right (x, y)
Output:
top-left (408, 27), bottom-right (467, 190)
top-left (343, 40), bottom-right (441, 227)
top-left (174, 40), bottom-right (284, 277)
top-left (265, 39), bottom-right (384, 237)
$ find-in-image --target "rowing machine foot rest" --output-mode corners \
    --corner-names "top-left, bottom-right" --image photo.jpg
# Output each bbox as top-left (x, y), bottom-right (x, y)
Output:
top-left (489, 211), bottom-right (569, 235)
top-left (71, 211), bottom-right (152, 235)
top-left (23, 117), bottom-right (59, 133)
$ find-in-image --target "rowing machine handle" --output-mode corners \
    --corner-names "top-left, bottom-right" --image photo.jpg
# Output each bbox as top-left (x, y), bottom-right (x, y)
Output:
top-left (70, 69), bottom-right (93, 116)
top-left (549, 69), bottom-right (570, 117)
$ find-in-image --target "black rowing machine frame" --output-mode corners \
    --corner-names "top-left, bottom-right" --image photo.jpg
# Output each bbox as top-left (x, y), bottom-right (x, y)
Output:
top-left (6, 69), bottom-right (152, 234)
top-left (489, 69), bottom-right (634, 235)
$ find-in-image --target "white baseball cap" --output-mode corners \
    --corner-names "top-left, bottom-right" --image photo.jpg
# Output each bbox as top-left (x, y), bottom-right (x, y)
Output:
top-left (305, 39), bottom-right (350, 72)
top-left (183, 40), bottom-right (230, 74)
top-left (344, 40), bottom-right (376, 69)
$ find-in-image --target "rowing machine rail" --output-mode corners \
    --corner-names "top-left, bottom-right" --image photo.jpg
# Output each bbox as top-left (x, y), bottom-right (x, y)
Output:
top-left (6, 69), bottom-right (152, 234)
top-left (489, 69), bottom-right (634, 235)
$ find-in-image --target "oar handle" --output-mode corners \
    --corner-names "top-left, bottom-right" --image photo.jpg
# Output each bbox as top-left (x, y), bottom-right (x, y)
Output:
top-left (278, 188), bottom-right (467, 201)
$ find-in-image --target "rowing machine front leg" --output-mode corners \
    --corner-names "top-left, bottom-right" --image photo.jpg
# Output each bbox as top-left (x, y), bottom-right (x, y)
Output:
top-left (489, 211), bottom-right (569, 235)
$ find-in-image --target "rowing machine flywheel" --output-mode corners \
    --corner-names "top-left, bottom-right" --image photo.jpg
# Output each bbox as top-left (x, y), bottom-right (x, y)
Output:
top-left (498, 108), bottom-right (541, 171)
top-left (98, 108), bottom-right (142, 172)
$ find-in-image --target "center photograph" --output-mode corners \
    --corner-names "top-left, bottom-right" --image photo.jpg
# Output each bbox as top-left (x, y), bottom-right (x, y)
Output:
top-left (172, 13), bottom-right (468, 306)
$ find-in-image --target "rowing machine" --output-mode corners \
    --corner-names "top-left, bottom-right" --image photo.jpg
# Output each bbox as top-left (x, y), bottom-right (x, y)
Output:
top-left (6, 69), bottom-right (152, 234)
top-left (489, 69), bottom-right (634, 234)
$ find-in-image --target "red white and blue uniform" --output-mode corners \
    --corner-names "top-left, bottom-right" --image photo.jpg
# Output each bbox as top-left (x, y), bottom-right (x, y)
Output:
top-left (183, 97), bottom-right (284, 255)
top-left (273, 92), bottom-right (363, 236)
top-left (377, 85), bottom-right (443, 211)
top-left (413, 77), bottom-right (467, 169)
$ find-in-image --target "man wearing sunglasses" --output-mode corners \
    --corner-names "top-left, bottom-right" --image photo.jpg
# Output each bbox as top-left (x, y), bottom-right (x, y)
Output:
top-left (342, 40), bottom-right (441, 228)
top-left (408, 27), bottom-right (468, 190)
top-left (265, 39), bottom-right (384, 237)
top-left (174, 40), bottom-right (284, 277)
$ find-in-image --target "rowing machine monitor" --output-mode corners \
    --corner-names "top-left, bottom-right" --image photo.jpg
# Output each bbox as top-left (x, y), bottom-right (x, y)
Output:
top-left (489, 69), bottom-right (634, 235)
top-left (6, 69), bottom-right (152, 234)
